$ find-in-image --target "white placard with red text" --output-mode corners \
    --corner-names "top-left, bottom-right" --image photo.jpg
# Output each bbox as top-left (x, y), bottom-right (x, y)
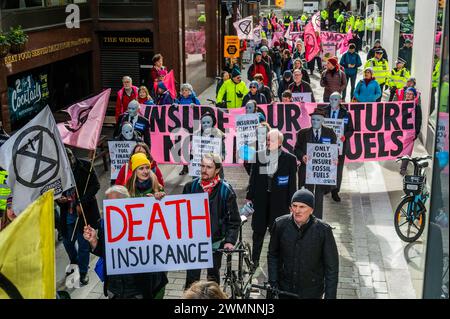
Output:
top-left (103, 193), bottom-right (213, 275)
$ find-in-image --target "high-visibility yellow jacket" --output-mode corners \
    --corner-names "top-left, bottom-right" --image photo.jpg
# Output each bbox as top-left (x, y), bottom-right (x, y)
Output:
top-left (321, 10), bottom-right (328, 20)
top-left (354, 18), bottom-right (364, 31)
top-left (349, 15), bottom-right (355, 28)
top-left (301, 14), bottom-right (307, 22)
top-left (432, 59), bottom-right (441, 88)
top-left (366, 17), bottom-right (374, 31)
top-left (345, 20), bottom-right (352, 32)
top-left (365, 58), bottom-right (390, 85)
top-left (334, 9), bottom-right (340, 20)
top-left (0, 170), bottom-right (11, 211)
top-left (388, 67), bottom-right (410, 89)
top-left (216, 79), bottom-right (249, 109)
top-left (336, 14), bottom-right (344, 23)
top-left (375, 16), bottom-right (382, 31)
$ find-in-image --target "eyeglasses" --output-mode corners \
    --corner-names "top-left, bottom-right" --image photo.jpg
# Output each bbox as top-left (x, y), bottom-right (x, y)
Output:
top-left (250, 86), bottom-right (257, 89)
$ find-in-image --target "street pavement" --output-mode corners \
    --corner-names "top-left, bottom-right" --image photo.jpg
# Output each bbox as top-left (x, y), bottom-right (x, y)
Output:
top-left (56, 51), bottom-right (427, 299)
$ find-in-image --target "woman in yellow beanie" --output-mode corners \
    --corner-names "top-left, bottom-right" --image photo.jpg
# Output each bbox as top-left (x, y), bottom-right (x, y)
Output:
top-left (125, 153), bottom-right (166, 200)
top-left (125, 152), bottom-right (168, 299)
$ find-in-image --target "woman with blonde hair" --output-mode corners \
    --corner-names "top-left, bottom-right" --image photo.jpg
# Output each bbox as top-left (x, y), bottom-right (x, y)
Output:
top-left (182, 280), bottom-right (228, 299)
top-left (125, 153), bottom-right (165, 200)
top-left (138, 86), bottom-right (154, 105)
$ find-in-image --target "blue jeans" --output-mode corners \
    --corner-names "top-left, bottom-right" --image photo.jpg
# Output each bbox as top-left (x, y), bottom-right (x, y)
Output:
top-left (63, 220), bottom-right (90, 275)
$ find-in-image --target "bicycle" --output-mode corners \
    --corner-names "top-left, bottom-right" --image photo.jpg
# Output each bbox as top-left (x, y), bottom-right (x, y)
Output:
top-left (207, 98), bottom-right (228, 109)
top-left (251, 282), bottom-right (300, 299)
top-left (216, 215), bottom-right (255, 299)
top-left (393, 155), bottom-right (432, 242)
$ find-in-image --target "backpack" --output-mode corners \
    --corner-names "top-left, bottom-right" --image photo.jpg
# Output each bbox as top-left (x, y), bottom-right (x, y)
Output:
top-left (191, 178), bottom-right (231, 216)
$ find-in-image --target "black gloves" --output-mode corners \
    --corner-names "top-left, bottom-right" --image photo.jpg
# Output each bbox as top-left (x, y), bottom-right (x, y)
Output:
top-left (236, 91), bottom-right (244, 98)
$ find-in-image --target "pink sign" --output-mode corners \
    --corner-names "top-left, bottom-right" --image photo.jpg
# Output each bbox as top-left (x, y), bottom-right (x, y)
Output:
top-left (144, 102), bottom-right (417, 165)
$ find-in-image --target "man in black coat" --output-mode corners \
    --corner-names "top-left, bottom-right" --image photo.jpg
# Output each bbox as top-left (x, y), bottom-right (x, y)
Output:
top-left (246, 129), bottom-right (297, 269)
top-left (294, 108), bottom-right (337, 219)
top-left (114, 100), bottom-right (151, 148)
top-left (183, 153), bottom-right (241, 288)
top-left (57, 148), bottom-right (101, 286)
top-left (398, 39), bottom-right (413, 69)
top-left (321, 92), bottom-right (354, 202)
top-left (268, 188), bottom-right (339, 299)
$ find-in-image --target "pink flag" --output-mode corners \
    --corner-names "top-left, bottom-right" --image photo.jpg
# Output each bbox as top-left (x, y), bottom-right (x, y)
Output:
top-left (339, 27), bottom-right (353, 54)
top-left (153, 70), bottom-right (177, 99)
top-left (304, 21), bottom-right (320, 62)
top-left (57, 89), bottom-right (111, 150)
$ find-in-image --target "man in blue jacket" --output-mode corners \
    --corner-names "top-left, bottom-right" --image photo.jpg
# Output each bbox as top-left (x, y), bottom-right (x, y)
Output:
top-left (339, 44), bottom-right (362, 101)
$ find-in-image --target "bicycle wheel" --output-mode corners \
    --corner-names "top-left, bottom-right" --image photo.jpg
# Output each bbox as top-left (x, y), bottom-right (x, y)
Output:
top-left (394, 196), bottom-right (426, 242)
top-left (222, 277), bottom-right (238, 299)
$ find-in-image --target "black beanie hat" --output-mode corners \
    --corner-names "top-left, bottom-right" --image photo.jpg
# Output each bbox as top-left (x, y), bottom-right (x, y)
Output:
top-left (291, 187), bottom-right (315, 209)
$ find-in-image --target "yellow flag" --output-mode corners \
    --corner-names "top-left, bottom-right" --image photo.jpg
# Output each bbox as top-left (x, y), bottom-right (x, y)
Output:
top-left (0, 190), bottom-right (55, 299)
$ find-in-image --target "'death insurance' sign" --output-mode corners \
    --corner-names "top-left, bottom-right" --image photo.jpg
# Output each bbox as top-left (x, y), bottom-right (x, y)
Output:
top-left (103, 193), bottom-right (213, 275)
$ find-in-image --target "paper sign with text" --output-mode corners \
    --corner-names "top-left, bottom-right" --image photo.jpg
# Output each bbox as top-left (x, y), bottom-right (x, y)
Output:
top-left (189, 136), bottom-right (222, 177)
top-left (306, 143), bottom-right (338, 185)
top-left (103, 193), bottom-right (213, 275)
top-left (235, 114), bottom-right (259, 161)
top-left (292, 93), bottom-right (312, 103)
top-left (324, 118), bottom-right (344, 155)
top-left (108, 141), bottom-right (136, 180)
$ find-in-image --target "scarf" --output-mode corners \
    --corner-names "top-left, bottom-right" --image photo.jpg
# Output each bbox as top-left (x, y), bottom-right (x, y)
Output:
top-left (200, 175), bottom-right (221, 195)
top-left (364, 78), bottom-right (372, 85)
top-left (136, 179), bottom-right (152, 192)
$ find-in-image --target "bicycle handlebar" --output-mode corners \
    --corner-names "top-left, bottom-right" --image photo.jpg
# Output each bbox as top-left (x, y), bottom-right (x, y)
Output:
top-left (251, 283), bottom-right (300, 298)
top-left (396, 155), bottom-right (432, 162)
top-left (215, 248), bottom-right (247, 254)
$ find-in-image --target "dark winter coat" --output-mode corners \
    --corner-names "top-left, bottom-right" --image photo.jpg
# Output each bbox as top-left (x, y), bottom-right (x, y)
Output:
top-left (339, 51), bottom-right (362, 76)
top-left (114, 112), bottom-right (151, 148)
top-left (294, 126), bottom-right (337, 188)
top-left (248, 60), bottom-right (272, 87)
top-left (268, 214), bottom-right (339, 299)
top-left (288, 81), bottom-right (316, 102)
top-left (399, 46), bottom-right (413, 69)
top-left (183, 178), bottom-right (240, 244)
top-left (320, 69), bottom-right (347, 102)
top-left (278, 78), bottom-right (294, 100)
top-left (58, 159), bottom-right (101, 236)
top-left (246, 149), bottom-right (297, 234)
top-left (242, 92), bottom-right (268, 106)
top-left (92, 226), bottom-right (168, 299)
top-left (155, 91), bottom-right (174, 105)
top-left (321, 104), bottom-right (355, 156)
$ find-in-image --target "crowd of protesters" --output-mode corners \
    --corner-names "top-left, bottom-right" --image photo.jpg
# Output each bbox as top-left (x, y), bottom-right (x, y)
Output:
top-left (0, 7), bottom-right (430, 301)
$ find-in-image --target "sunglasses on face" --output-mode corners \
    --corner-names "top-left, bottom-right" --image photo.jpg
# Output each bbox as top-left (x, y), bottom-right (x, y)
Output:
top-left (250, 86), bottom-right (257, 89)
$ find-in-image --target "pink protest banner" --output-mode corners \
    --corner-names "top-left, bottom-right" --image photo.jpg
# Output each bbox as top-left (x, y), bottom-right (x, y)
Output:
top-left (153, 70), bottom-right (176, 99)
top-left (185, 30), bottom-right (206, 54)
top-left (321, 32), bottom-right (348, 54)
top-left (437, 112), bottom-right (449, 174)
top-left (144, 101), bottom-right (417, 165)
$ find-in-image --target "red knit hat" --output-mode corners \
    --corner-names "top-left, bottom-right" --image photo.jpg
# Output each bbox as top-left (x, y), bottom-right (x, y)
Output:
top-left (327, 57), bottom-right (339, 71)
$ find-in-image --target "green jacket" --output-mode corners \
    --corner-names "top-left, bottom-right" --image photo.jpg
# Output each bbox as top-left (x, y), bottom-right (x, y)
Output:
top-left (336, 14), bottom-right (344, 23)
top-left (217, 79), bottom-right (249, 109)
top-left (321, 10), bottom-right (328, 20)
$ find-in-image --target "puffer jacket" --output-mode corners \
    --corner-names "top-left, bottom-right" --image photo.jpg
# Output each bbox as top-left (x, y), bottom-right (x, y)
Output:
top-left (268, 214), bottom-right (339, 299)
top-left (353, 78), bottom-right (382, 102)
top-left (320, 68), bottom-right (347, 101)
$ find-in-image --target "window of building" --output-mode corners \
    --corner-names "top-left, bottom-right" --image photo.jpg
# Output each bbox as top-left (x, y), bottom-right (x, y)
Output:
top-left (1, 0), bottom-right (87, 10)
